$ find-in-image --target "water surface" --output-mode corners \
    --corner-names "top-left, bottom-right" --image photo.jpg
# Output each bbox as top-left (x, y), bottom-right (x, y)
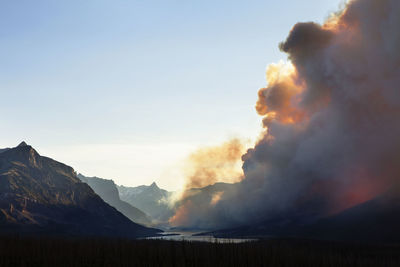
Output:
top-left (147, 231), bottom-right (256, 243)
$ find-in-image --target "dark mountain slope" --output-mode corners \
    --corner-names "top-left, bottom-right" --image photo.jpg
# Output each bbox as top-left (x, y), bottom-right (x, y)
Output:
top-left (0, 142), bottom-right (160, 238)
top-left (0, 148), bottom-right (9, 154)
top-left (303, 185), bottom-right (400, 242)
top-left (206, 185), bottom-right (400, 242)
top-left (78, 174), bottom-right (151, 226)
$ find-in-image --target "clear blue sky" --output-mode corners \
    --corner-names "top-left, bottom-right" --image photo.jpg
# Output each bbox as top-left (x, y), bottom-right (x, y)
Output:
top-left (0, 0), bottom-right (343, 190)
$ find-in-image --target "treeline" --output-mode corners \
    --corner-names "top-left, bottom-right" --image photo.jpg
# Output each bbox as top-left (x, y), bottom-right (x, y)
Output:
top-left (0, 236), bottom-right (399, 266)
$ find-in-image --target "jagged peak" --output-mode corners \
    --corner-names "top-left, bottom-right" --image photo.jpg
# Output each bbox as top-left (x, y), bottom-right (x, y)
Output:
top-left (150, 182), bottom-right (159, 189)
top-left (17, 141), bottom-right (28, 147)
top-left (1, 141), bottom-right (43, 168)
top-left (14, 141), bottom-right (36, 155)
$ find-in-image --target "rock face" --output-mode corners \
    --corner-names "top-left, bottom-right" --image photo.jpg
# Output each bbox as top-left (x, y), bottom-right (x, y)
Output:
top-left (118, 182), bottom-right (173, 222)
top-left (0, 142), bottom-right (160, 238)
top-left (78, 174), bottom-right (152, 226)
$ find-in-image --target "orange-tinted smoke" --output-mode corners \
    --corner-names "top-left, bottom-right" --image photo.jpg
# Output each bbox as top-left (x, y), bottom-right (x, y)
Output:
top-left (259, 2), bottom-right (400, 216)
top-left (183, 138), bottom-right (245, 189)
top-left (210, 191), bottom-right (224, 206)
top-left (169, 200), bottom-right (195, 227)
top-left (169, 191), bottom-right (225, 227)
top-left (173, 0), bottom-right (400, 229)
top-left (169, 139), bottom-right (245, 227)
top-left (256, 61), bottom-right (306, 127)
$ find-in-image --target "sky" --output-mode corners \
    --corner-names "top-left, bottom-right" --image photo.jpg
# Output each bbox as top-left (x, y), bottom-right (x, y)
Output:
top-left (0, 0), bottom-right (343, 191)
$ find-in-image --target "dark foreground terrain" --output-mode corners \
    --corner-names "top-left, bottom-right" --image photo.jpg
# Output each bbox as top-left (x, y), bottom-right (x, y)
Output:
top-left (1, 237), bottom-right (400, 267)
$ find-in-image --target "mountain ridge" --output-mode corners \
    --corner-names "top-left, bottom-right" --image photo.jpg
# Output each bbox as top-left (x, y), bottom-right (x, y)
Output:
top-left (78, 174), bottom-right (152, 226)
top-left (0, 142), bottom-right (160, 238)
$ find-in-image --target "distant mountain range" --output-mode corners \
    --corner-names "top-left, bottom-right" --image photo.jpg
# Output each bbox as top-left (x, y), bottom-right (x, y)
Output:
top-left (0, 142), bottom-right (160, 238)
top-left (77, 174), bottom-right (152, 226)
top-left (118, 182), bottom-right (174, 222)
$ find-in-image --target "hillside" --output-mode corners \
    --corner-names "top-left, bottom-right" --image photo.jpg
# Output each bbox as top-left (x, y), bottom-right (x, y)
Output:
top-left (0, 142), bottom-right (160, 238)
top-left (303, 185), bottom-right (400, 242)
top-left (205, 185), bottom-right (400, 242)
top-left (78, 174), bottom-right (151, 226)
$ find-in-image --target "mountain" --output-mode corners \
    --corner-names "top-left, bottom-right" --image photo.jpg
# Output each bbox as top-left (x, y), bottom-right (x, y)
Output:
top-left (118, 182), bottom-right (173, 222)
top-left (0, 142), bottom-right (160, 238)
top-left (0, 146), bottom-right (11, 154)
top-left (206, 185), bottom-right (400, 242)
top-left (302, 185), bottom-right (400, 242)
top-left (77, 174), bottom-right (152, 226)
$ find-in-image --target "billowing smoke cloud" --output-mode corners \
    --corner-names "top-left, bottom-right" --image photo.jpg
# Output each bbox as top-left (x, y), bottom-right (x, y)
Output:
top-left (169, 139), bottom-right (245, 227)
top-left (171, 0), bottom-right (400, 230)
top-left (182, 138), bottom-right (245, 189)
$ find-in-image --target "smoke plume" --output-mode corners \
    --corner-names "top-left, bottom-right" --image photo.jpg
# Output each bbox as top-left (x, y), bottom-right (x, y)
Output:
top-left (182, 138), bottom-right (245, 189)
top-left (171, 0), bottom-right (400, 230)
top-left (169, 139), bottom-right (245, 227)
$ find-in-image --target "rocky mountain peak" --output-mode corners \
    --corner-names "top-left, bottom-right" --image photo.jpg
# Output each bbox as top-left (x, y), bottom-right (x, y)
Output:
top-left (150, 182), bottom-right (159, 189)
top-left (17, 141), bottom-right (28, 147)
top-left (2, 142), bottom-right (41, 169)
